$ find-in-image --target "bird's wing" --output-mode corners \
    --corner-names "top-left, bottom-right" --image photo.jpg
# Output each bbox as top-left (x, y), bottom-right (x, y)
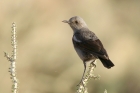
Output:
top-left (72, 31), bottom-right (109, 59)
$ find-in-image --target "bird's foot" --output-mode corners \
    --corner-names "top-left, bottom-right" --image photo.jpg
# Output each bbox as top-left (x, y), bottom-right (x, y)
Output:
top-left (91, 61), bottom-right (96, 68)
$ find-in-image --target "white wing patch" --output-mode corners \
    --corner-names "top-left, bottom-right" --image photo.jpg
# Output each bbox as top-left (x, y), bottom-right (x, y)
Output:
top-left (73, 35), bottom-right (81, 42)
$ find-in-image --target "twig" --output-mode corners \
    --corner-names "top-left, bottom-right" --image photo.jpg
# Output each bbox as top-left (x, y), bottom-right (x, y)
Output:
top-left (76, 61), bottom-right (100, 93)
top-left (4, 22), bottom-right (18, 93)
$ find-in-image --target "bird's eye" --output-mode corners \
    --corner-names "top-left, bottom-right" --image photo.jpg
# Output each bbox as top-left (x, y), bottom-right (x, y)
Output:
top-left (75, 21), bottom-right (78, 24)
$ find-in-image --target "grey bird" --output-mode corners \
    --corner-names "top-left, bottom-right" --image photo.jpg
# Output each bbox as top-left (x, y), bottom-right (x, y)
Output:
top-left (62, 16), bottom-right (114, 84)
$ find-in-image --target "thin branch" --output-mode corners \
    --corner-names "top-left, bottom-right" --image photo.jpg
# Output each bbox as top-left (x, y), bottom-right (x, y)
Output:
top-left (4, 22), bottom-right (18, 93)
top-left (76, 61), bottom-right (100, 93)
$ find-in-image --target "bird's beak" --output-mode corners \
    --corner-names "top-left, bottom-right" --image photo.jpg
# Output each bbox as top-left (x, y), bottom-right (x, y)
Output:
top-left (62, 20), bottom-right (70, 24)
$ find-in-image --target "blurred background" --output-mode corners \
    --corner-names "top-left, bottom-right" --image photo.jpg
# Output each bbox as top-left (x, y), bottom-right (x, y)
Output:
top-left (0, 0), bottom-right (140, 93)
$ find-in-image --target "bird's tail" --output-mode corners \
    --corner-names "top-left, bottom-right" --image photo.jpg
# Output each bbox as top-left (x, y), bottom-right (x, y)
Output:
top-left (99, 57), bottom-right (114, 69)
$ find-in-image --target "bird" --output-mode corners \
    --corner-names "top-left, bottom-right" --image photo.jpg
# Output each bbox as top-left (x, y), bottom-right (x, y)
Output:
top-left (62, 16), bottom-right (114, 85)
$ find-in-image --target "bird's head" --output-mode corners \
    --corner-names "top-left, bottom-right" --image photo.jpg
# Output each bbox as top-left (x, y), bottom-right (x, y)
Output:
top-left (62, 16), bottom-right (88, 31)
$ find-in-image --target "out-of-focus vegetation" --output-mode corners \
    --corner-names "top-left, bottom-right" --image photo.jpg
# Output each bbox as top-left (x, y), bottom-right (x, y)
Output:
top-left (0, 0), bottom-right (140, 93)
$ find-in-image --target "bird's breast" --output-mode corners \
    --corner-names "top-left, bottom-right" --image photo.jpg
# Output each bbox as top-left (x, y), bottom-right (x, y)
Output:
top-left (74, 47), bottom-right (97, 62)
